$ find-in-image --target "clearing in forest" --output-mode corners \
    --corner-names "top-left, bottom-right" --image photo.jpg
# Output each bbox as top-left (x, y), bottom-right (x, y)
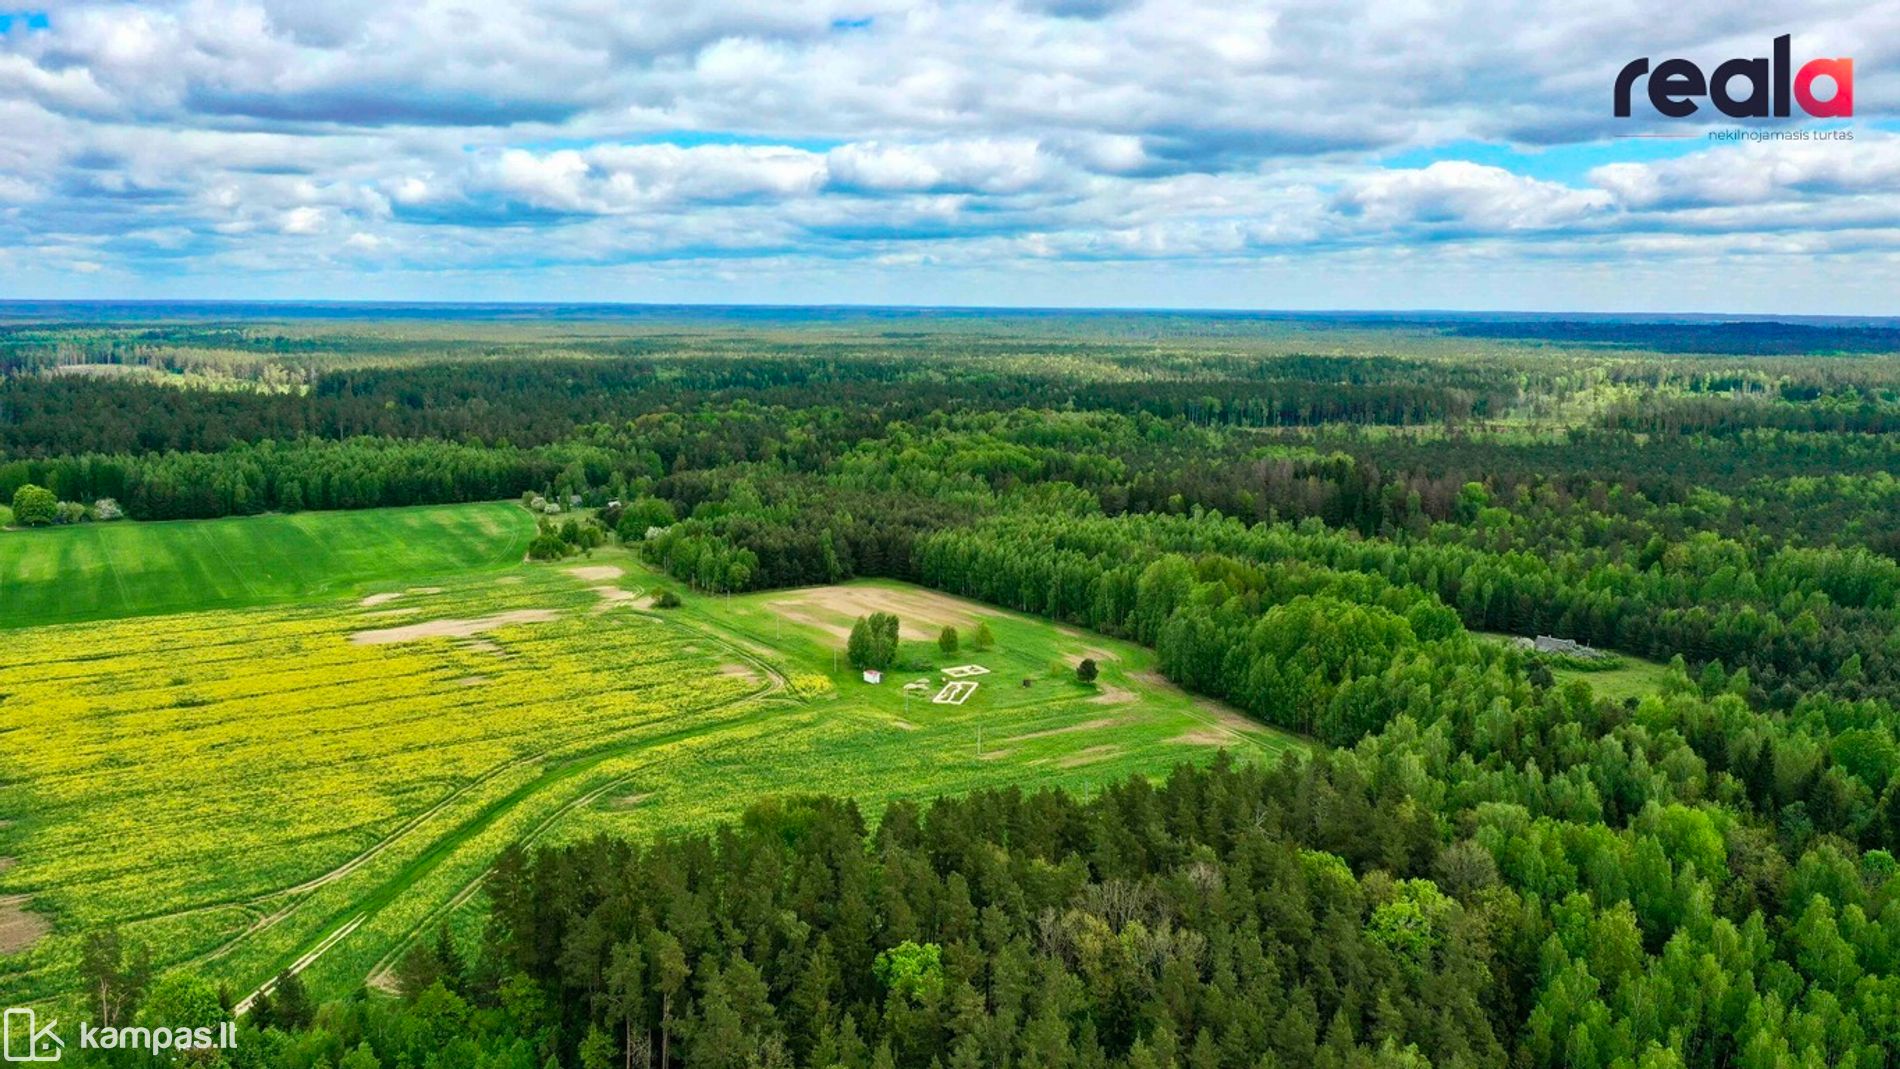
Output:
top-left (0, 512), bottom-right (1299, 1014)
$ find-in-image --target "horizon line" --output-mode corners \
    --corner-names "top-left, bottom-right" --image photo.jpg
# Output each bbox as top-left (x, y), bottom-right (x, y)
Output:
top-left (0, 298), bottom-right (1895, 325)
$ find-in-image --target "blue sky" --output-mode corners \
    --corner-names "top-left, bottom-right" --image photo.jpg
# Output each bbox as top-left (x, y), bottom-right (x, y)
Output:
top-left (0, 2), bottom-right (1894, 313)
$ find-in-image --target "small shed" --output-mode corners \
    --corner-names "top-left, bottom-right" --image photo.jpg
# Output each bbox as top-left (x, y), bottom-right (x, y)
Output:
top-left (862, 669), bottom-right (883, 685)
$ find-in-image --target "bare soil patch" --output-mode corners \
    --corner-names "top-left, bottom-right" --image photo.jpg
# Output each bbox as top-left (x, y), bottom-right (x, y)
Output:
top-left (588, 585), bottom-right (647, 613)
top-left (769, 585), bottom-right (986, 641)
top-left (1057, 744), bottom-right (1123, 768)
top-left (1089, 685), bottom-right (1136, 705)
top-left (719, 663), bottom-right (762, 683)
top-left (1008, 716), bottom-right (1129, 742)
top-left (0, 894), bottom-right (50, 954)
top-left (606, 792), bottom-right (654, 810)
top-left (567, 565), bottom-right (625, 583)
top-left (890, 719), bottom-right (920, 731)
top-left (351, 609), bottom-right (559, 645)
top-left (456, 675), bottom-right (492, 687)
top-left (360, 592), bottom-right (404, 607)
top-left (1173, 729), bottom-right (1233, 747)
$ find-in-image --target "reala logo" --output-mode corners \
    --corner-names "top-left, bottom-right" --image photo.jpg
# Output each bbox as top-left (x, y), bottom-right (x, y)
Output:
top-left (1615, 35), bottom-right (1852, 118)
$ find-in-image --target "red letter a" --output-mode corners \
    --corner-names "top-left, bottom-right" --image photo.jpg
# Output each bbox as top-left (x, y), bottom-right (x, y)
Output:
top-left (1794, 57), bottom-right (1853, 117)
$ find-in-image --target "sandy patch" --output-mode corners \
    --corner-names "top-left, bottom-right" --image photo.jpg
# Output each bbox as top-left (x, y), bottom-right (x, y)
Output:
top-left (1008, 716), bottom-right (1129, 742)
top-left (605, 793), bottom-right (653, 810)
top-left (588, 586), bottom-right (647, 613)
top-left (568, 565), bottom-right (625, 583)
top-left (767, 585), bottom-right (985, 641)
top-left (360, 592), bottom-right (404, 607)
top-left (1173, 729), bottom-right (1233, 747)
top-left (890, 719), bottom-right (920, 731)
top-left (0, 894), bottom-right (49, 954)
top-left (1089, 685), bottom-right (1136, 705)
top-left (456, 675), bottom-right (491, 687)
top-left (351, 610), bottom-right (559, 645)
top-left (719, 663), bottom-right (762, 683)
top-left (410, 587), bottom-right (443, 595)
top-left (1057, 745), bottom-right (1123, 768)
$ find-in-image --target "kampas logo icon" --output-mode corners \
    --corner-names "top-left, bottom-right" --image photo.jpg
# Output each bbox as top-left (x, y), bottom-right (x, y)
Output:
top-left (1615, 35), bottom-right (1852, 118)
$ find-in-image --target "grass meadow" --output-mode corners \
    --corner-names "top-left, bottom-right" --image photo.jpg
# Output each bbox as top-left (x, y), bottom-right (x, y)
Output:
top-left (0, 502), bottom-right (535, 628)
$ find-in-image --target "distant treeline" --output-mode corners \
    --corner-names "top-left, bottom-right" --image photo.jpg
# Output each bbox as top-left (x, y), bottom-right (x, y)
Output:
top-left (1449, 318), bottom-right (1900, 354)
top-left (0, 356), bottom-right (1515, 457)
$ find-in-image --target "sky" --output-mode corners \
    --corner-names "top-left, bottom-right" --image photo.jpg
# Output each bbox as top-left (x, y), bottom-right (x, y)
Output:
top-left (0, 1), bottom-right (1895, 313)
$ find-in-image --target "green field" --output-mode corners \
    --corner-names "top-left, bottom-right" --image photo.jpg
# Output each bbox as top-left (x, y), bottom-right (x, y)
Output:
top-left (0, 506), bottom-right (1298, 1010)
top-left (1549, 655), bottom-right (1674, 703)
top-left (0, 503), bottom-right (536, 628)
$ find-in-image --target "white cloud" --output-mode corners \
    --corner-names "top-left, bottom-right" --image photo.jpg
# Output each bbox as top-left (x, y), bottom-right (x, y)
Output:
top-left (1334, 162), bottom-right (1616, 234)
top-left (0, 0), bottom-right (1894, 308)
top-left (279, 205), bottom-right (327, 233)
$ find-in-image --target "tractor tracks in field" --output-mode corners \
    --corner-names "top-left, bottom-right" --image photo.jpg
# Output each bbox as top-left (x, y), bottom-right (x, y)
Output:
top-left (230, 607), bottom-right (793, 1009)
top-left (360, 773), bottom-right (637, 992)
top-left (38, 570), bottom-right (793, 1011)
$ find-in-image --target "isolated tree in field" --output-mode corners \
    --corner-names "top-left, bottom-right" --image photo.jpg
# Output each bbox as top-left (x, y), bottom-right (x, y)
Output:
top-left (527, 529), bottom-right (573, 560)
top-left (970, 621), bottom-right (995, 651)
top-left (870, 612), bottom-right (900, 666)
top-left (938, 626), bottom-right (959, 654)
top-left (1076, 657), bottom-right (1099, 683)
top-left (848, 612), bottom-right (901, 670)
top-left (848, 617), bottom-right (875, 669)
top-left (11, 483), bottom-right (56, 526)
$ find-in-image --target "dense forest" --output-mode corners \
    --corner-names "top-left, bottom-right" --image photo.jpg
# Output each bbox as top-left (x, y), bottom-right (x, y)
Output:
top-left (14, 311), bottom-right (1900, 1067)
